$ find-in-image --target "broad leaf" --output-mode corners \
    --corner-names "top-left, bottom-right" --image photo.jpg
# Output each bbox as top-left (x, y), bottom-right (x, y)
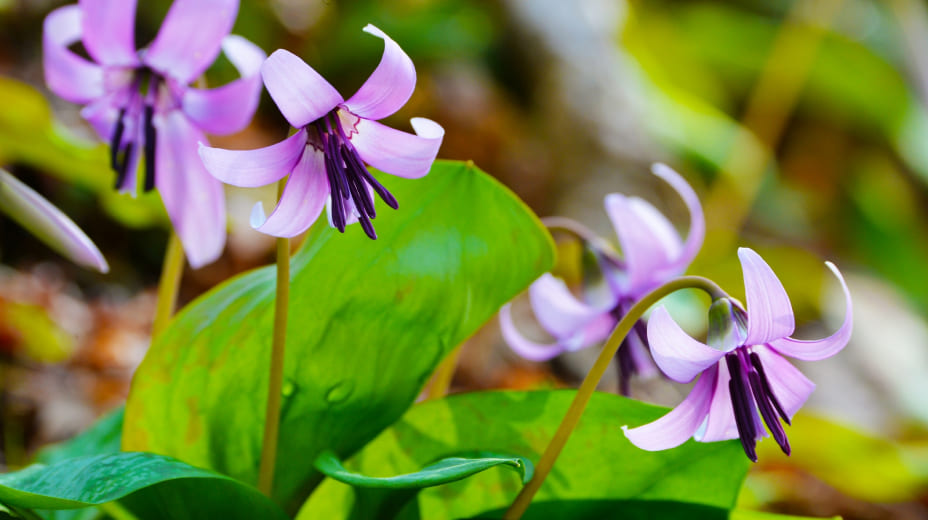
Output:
top-left (122, 160), bottom-right (555, 511)
top-left (298, 390), bottom-right (751, 520)
top-left (38, 407), bottom-right (124, 466)
top-left (0, 452), bottom-right (287, 520)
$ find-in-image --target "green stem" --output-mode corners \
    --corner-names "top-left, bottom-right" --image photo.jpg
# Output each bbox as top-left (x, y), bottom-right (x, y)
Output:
top-left (151, 232), bottom-right (184, 339)
top-left (426, 344), bottom-right (462, 400)
top-left (257, 180), bottom-right (291, 496)
top-left (503, 276), bottom-right (726, 520)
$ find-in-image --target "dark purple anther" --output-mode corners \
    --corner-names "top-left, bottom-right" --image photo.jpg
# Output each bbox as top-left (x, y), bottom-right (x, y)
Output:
top-left (725, 352), bottom-right (758, 462)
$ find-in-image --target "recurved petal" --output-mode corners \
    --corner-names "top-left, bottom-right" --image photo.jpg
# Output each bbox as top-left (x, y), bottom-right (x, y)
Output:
top-left (604, 193), bottom-right (682, 295)
top-left (769, 262), bottom-right (853, 361)
top-left (528, 273), bottom-right (609, 340)
top-left (499, 304), bottom-right (567, 362)
top-left (343, 25), bottom-right (416, 121)
top-left (753, 346), bottom-right (815, 418)
top-left (261, 49), bottom-right (343, 128)
top-left (43, 6), bottom-right (104, 104)
top-left (78, 0), bottom-right (139, 66)
top-left (622, 367), bottom-right (716, 451)
top-left (648, 306), bottom-right (727, 383)
top-left (145, 0), bottom-right (238, 84)
top-left (351, 117), bottom-right (444, 179)
top-left (739, 247), bottom-right (796, 345)
top-left (199, 129), bottom-right (306, 188)
top-left (182, 35), bottom-right (265, 135)
top-left (156, 112), bottom-right (226, 268)
top-left (0, 169), bottom-right (108, 273)
top-left (251, 149), bottom-right (328, 237)
top-left (651, 163), bottom-right (704, 275)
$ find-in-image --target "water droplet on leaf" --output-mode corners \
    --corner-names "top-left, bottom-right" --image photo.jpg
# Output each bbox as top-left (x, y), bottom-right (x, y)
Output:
top-left (325, 381), bottom-right (354, 404)
top-left (281, 380), bottom-right (296, 397)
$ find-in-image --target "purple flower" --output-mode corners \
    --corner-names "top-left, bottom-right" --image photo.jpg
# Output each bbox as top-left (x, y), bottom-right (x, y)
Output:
top-left (43, 0), bottom-right (265, 267)
top-left (0, 169), bottom-right (108, 273)
top-left (499, 164), bottom-right (704, 394)
top-left (622, 248), bottom-right (853, 461)
top-left (199, 25), bottom-right (444, 239)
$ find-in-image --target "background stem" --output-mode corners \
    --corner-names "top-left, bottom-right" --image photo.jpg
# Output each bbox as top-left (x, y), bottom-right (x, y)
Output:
top-left (151, 232), bottom-right (184, 339)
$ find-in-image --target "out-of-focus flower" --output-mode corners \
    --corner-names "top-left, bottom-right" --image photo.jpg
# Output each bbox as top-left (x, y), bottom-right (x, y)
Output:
top-left (623, 248), bottom-right (853, 461)
top-left (199, 24), bottom-right (444, 239)
top-left (0, 169), bottom-right (107, 273)
top-left (43, 0), bottom-right (265, 267)
top-left (499, 164), bottom-right (704, 394)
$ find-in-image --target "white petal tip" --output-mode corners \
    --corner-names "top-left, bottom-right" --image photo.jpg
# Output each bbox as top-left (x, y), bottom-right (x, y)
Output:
top-left (249, 201), bottom-right (268, 229)
top-left (362, 23), bottom-right (385, 37)
top-left (410, 117), bottom-right (445, 139)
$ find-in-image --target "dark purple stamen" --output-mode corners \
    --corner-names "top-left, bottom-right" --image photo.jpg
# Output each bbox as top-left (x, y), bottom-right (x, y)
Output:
top-left (143, 104), bottom-right (156, 191)
top-left (110, 108), bottom-right (127, 185)
top-left (107, 69), bottom-right (160, 193)
top-left (725, 352), bottom-right (758, 462)
top-left (611, 301), bottom-right (653, 396)
top-left (314, 112), bottom-right (398, 240)
top-left (726, 349), bottom-right (794, 461)
top-left (750, 352), bottom-right (791, 426)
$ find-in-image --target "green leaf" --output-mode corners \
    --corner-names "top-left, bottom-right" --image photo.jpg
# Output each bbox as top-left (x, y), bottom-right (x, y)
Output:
top-left (122, 160), bottom-right (555, 512)
top-left (37, 407), bottom-right (124, 466)
top-left (298, 390), bottom-right (751, 520)
top-left (316, 450), bottom-right (532, 489)
top-left (0, 452), bottom-right (288, 520)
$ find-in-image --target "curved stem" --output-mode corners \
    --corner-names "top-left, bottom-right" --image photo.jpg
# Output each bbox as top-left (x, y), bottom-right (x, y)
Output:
top-left (426, 344), bottom-right (462, 400)
top-left (151, 231), bottom-right (184, 339)
top-left (503, 276), bottom-right (726, 519)
top-left (258, 180), bottom-right (291, 496)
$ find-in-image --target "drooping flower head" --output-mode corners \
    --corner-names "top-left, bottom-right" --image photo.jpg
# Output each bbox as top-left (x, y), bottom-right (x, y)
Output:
top-left (623, 248), bottom-right (853, 461)
top-left (0, 169), bottom-right (108, 273)
top-left (500, 164), bottom-right (704, 394)
top-left (199, 25), bottom-right (445, 239)
top-left (43, 0), bottom-right (265, 267)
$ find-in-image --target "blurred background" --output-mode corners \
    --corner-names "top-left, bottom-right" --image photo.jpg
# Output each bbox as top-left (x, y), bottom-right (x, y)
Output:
top-left (0, 0), bottom-right (927, 518)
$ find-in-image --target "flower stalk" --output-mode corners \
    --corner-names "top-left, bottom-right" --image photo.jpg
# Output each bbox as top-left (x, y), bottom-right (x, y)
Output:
top-left (258, 179), bottom-right (292, 496)
top-left (426, 345), bottom-right (462, 400)
top-left (151, 232), bottom-right (185, 339)
top-left (503, 276), bottom-right (727, 520)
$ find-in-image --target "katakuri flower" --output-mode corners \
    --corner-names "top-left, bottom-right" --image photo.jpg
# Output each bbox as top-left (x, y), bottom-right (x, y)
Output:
top-left (499, 164), bottom-right (704, 394)
top-left (198, 25), bottom-right (444, 239)
top-left (0, 169), bottom-right (108, 273)
top-left (622, 247), bottom-right (853, 461)
top-left (43, 0), bottom-right (265, 267)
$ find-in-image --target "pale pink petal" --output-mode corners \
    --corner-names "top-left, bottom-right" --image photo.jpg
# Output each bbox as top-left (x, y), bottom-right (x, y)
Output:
top-left (342, 25), bottom-right (416, 120)
top-left (80, 96), bottom-right (119, 143)
top-left (155, 112), bottom-right (226, 268)
top-left (145, 0), bottom-right (238, 84)
top-left (499, 304), bottom-right (567, 362)
top-left (769, 262), bottom-right (853, 361)
top-left (0, 169), bottom-right (108, 273)
top-left (78, 0), bottom-right (138, 67)
top-left (251, 149), bottom-right (328, 237)
top-left (739, 247), bottom-right (796, 345)
top-left (182, 35), bottom-right (266, 135)
top-left (261, 49), bottom-right (343, 128)
top-left (648, 306), bottom-right (727, 383)
top-left (651, 163), bottom-right (704, 275)
top-left (199, 129), bottom-right (306, 188)
top-left (43, 6), bottom-right (104, 103)
top-left (622, 367), bottom-right (716, 451)
top-left (528, 274), bottom-right (610, 340)
top-left (697, 363), bottom-right (738, 442)
top-left (350, 117), bottom-right (444, 179)
top-left (626, 331), bottom-right (659, 379)
top-left (604, 193), bottom-right (682, 296)
top-left (753, 346), bottom-right (815, 419)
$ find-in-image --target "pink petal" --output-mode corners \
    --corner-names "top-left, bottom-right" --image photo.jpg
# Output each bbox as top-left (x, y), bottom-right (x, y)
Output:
top-left (145, 0), bottom-right (238, 84)
top-left (651, 163), bottom-right (704, 277)
top-left (769, 262), bottom-right (853, 361)
top-left (697, 363), bottom-right (738, 442)
top-left (261, 49), bottom-right (343, 128)
top-left (604, 193), bottom-right (682, 295)
top-left (342, 25), bottom-right (416, 121)
top-left (80, 96), bottom-right (119, 143)
top-left (182, 35), bottom-right (266, 135)
top-left (739, 247), bottom-right (795, 345)
top-left (43, 6), bottom-right (104, 104)
top-left (350, 117), bottom-right (444, 179)
top-left (199, 129), bottom-right (307, 188)
top-left (752, 346), bottom-right (815, 418)
top-left (528, 273), bottom-right (612, 340)
top-left (78, 0), bottom-right (139, 67)
top-left (0, 169), bottom-right (108, 273)
top-left (251, 148), bottom-right (328, 237)
top-left (498, 304), bottom-right (567, 362)
top-left (622, 367), bottom-right (716, 451)
top-left (155, 112), bottom-right (226, 268)
top-left (648, 306), bottom-right (727, 383)
top-left (626, 331), bottom-right (659, 379)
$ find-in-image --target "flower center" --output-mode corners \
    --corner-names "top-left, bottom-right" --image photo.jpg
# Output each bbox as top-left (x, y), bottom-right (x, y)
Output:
top-left (311, 110), bottom-right (398, 240)
top-left (725, 348), bottom-right (791, 462)
top-left (109, 67), bottom-right (162, 193)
